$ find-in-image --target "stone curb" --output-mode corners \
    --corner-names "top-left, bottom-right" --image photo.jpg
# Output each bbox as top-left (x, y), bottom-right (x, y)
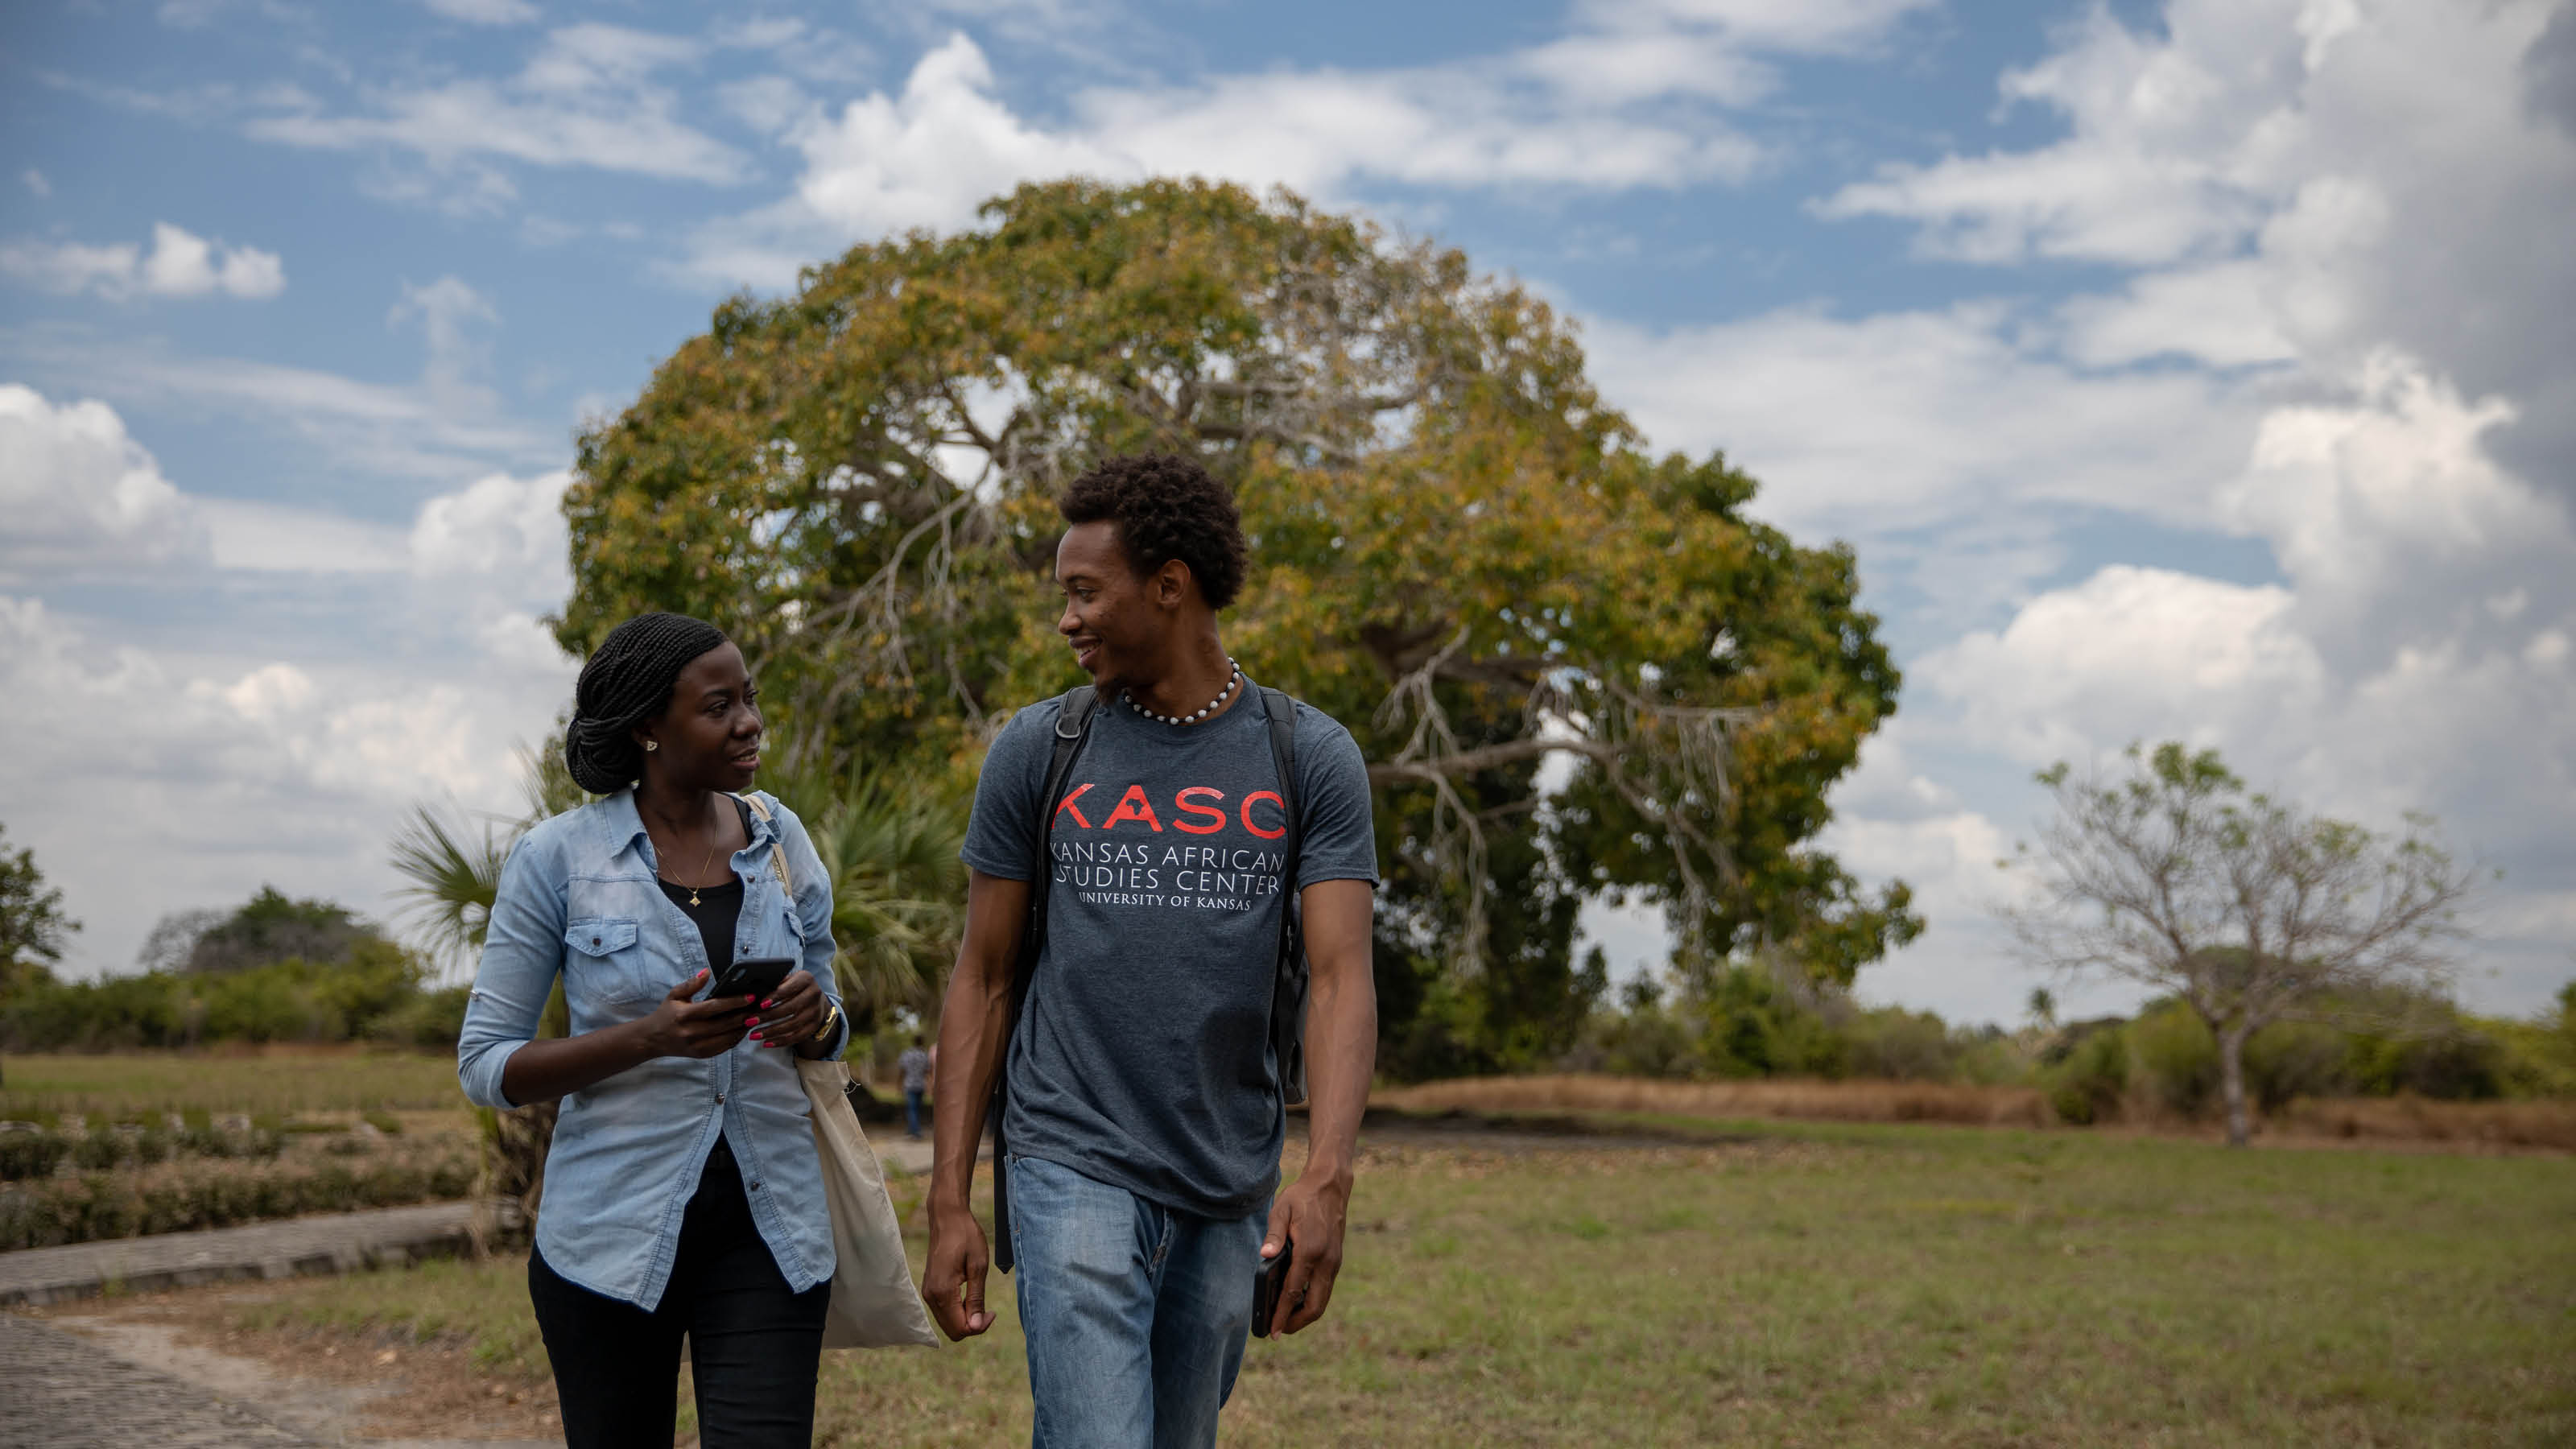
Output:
top-left (0, 1133), bottom-right (952, 1309)
top-left (0, 1200), bottom-right (501, 1308)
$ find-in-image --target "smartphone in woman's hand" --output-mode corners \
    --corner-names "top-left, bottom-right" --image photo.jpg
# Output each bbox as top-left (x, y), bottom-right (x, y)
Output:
top-left (706, 956), bottom-right (795, 1004)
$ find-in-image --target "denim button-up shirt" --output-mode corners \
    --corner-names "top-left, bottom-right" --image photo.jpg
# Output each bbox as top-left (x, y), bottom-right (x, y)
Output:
top-left (457, 788), bottom-right (847, 1310)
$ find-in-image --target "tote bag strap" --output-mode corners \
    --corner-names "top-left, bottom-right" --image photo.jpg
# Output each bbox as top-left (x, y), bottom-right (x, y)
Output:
top-left (733, 793), bottom-right (793, 894)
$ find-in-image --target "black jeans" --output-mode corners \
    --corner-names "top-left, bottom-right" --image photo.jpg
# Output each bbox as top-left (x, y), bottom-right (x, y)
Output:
top-left (528, 1137), bottom-right (832, 1448)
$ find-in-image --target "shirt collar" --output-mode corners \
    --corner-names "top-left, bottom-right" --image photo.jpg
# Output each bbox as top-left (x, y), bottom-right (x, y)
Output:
top-left (601, 788), bottom-right (779, 866)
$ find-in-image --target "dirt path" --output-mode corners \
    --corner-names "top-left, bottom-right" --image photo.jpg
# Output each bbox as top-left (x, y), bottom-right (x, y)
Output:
top-left (6, 1293), bottom-right (559, 1447)
top-left (0, 1311), bottom-right (317, 1447)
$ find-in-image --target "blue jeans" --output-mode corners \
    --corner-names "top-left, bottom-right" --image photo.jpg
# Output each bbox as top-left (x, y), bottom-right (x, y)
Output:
top-left (904, 1088), bottom-right (925, 1138)
top-left (1006, 1154), bottom-right (1266, 1449)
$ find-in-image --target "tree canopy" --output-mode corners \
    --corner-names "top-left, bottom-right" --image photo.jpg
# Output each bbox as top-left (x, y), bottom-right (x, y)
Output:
top-left (559, 178), bottom-right (1914, 1070)
top-left (0, 821), bottom-right (78, 996)
top-left (2004, 741), bottom-right (2475, 1144)
top-left (147, 886), bottom-right (387, 976)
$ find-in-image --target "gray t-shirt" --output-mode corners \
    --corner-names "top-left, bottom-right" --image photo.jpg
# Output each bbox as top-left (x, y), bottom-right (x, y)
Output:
top-left (960, 687), bottom-right (1379, 1218)
top-left (898, 1047), bottom-right (930, 1092)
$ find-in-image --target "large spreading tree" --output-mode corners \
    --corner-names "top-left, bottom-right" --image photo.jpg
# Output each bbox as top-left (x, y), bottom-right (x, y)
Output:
top-left (558, 179), bottom-right (1914, 1070)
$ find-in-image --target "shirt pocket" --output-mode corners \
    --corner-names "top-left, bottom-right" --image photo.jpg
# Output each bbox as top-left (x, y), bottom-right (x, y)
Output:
top-left (755, 882), bottom-right (807, 965)
top-left (563, 917), bottom-right (657, 1005)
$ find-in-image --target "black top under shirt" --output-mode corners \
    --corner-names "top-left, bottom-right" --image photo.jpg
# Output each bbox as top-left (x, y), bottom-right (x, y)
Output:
top-left (655, 797), bottom-right (758, 1177)
top-left (654, 796), bottom-right (758, 977)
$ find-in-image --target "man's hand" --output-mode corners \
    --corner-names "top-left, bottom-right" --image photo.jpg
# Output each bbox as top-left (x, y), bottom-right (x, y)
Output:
top-left (922, 1201), bottom-right (997, 1340)
top-left (634, 970), bottom-right (752, 1060)
top-left (1260, 1168), bottom-right (1352, 1336)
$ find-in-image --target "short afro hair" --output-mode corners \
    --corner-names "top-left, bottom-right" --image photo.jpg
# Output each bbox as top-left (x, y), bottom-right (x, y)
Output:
top-left (1059, 454), bottom-right (1249, 610)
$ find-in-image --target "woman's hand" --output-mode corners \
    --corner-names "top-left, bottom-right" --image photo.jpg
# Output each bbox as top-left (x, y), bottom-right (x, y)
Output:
top-left (634, 970), bottom-right (754, 1059)
top-left (749, 969), bottom-right (831, 1055)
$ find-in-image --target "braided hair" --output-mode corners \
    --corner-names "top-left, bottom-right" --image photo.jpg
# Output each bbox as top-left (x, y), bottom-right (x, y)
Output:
top-left (564, 613), bottom-right (729, 795)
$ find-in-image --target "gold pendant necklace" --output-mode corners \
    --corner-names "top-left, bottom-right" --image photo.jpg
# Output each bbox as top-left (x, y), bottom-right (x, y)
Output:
top-left (657, 816), bottom-right (724, 907)
top-left (687, 834), bottom-right (720, 906)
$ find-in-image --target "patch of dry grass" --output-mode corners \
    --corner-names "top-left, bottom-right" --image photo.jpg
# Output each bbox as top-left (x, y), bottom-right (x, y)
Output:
top-left (2271, 1095), bottom-right (2576, 1151)
top-left (1373, 1073), bottom-right (2576, 1151)
top-left (1374, 1073), bottom-right (2058, 1129)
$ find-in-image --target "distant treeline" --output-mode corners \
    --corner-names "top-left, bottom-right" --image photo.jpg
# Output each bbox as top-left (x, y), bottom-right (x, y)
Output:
top-left (1542, 965), bottom-right (2576, 1119)
top-left (0, 888), bottom-right (466, 1052)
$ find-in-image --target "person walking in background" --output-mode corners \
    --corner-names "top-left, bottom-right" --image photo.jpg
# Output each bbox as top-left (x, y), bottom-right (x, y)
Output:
top-left (899, 1033), bottom-right (932, 1140)
top-left (456, 612), bottom-right (851, 1449)
top-left (921, 455), bottom-right (1380, 1448)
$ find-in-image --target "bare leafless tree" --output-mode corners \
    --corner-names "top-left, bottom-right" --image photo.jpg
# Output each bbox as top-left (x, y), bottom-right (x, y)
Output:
top-left (2003, 742), bottom-right (2476, 1146)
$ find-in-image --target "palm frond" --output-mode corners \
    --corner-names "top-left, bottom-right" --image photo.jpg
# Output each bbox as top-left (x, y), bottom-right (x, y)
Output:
top-left (766, 755), bottom-right (970, 1020)
top-left (388, 800), bottom-right (510, 967)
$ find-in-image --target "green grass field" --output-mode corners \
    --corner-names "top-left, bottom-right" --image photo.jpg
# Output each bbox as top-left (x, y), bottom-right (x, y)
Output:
top-left (222, 1117), bottom-right (2576, 1447)
top-left (0, 1050), bottom-right (467, 1121)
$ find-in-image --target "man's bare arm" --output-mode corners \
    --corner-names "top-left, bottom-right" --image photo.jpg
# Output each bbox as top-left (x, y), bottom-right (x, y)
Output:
top-left (919, 868), bottom-right (1029, 1340)
top-left (1262, 877), bottom-right (1377, 1335)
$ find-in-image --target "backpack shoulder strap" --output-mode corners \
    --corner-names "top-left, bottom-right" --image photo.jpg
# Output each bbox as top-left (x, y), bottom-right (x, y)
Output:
top-left (1258, 687), bottom-right (1300, 864)
top-left (1039, 687), bottom-right (1100, 824)
top-left (1256, 684), bottom-right (1313, 1106)
top-left (1018, 683), bottom-right (1098, 994)
top-left (993, 684), bottom-right (1097, 1274)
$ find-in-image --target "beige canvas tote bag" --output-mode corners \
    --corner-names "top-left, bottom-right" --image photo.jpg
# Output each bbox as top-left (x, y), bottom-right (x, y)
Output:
top-left (737, 794), bottom-right (939, 1350)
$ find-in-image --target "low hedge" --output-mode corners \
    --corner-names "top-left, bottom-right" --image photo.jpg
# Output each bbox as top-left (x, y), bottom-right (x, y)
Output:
top-left (0, 1122), bottom-right (283, 1181)
top-left (0, 1151), bottom-right (476, 1249)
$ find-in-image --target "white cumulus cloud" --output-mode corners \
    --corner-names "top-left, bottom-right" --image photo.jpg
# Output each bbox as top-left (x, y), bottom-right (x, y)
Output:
top-left (1581, 0), bottom-right (2576, 1018)
top-left (0, 595), bottom-right (572, 978)
top-left (0, 384), bottom-right (205, 580)
top-left (410, 468), bottom-right (572, 601)
top-left (0, 221), bottom-right (285, 301)
top-left (681, 4), bottom-right (1942, 287)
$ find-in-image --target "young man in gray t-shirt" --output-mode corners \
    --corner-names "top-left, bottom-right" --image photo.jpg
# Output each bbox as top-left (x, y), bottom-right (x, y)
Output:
top-left (923, 455), bottom-right (1379, 1448)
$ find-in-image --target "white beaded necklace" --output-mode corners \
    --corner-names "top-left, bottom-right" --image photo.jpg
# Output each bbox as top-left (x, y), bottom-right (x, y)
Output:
top-left (1123, 660), bottom-right (1243, 726)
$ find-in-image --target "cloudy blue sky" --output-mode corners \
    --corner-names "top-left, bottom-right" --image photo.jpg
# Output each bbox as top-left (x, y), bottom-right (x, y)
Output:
top-left (4, 0), bottom-right (2571, 1022)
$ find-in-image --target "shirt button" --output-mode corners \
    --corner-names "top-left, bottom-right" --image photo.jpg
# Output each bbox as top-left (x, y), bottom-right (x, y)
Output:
top-left (715, 1094), bottom-right (725, 1104)
top-left (749, 1182), bottom-right (762, 1191)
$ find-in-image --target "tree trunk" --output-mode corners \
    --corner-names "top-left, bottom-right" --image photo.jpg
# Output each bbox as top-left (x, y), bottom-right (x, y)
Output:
top-left (2218, 1024), bottom-right (2253, 1148)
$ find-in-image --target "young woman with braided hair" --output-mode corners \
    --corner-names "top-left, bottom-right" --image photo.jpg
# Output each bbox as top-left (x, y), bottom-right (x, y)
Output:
top-left (457, 611), bottom-right (852, 1448)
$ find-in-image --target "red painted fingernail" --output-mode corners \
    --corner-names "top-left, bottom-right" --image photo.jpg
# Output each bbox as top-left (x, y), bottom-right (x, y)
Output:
top-left (745, 1017), bottom-right (759, 1026)
top-left (761, 997), bottom-right (775, 1009)
top-left (750, 1031), bottom-right (765, 1041)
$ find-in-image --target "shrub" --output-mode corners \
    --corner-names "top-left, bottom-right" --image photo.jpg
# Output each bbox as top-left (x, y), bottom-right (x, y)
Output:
top-left (2347, 1024), bottom-right (2506, 1100)
top-left (2243, 1019), bottom-right (2353, 1108)
top-left (2128, 1001), bottom-right (2219, 1117)
top-left (0, 1150), bottom-right (478, 1249)
top-left (2046, 1028), bottom-right (2128, 1125)
top-left (0, 943), bottom-right (436, 1051)
top-left (1584, 1005), bottom-right (1705, 1080)
top-left (374, 985), bottom-right (470, 1049)
top-left (0, 1129), bottom-right (68, 1181)
top-left (1697, 968), bottom-right (1844, 1079)
top-left (1841, 1008), bottom-right (1963, 1082)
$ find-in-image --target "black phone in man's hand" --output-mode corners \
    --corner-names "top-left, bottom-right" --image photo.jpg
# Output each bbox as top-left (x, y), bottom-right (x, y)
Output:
top-left (1251, 1236), bottom-right (1294, 1338)
top-left (705, 956), bottom-right (795, 1005)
